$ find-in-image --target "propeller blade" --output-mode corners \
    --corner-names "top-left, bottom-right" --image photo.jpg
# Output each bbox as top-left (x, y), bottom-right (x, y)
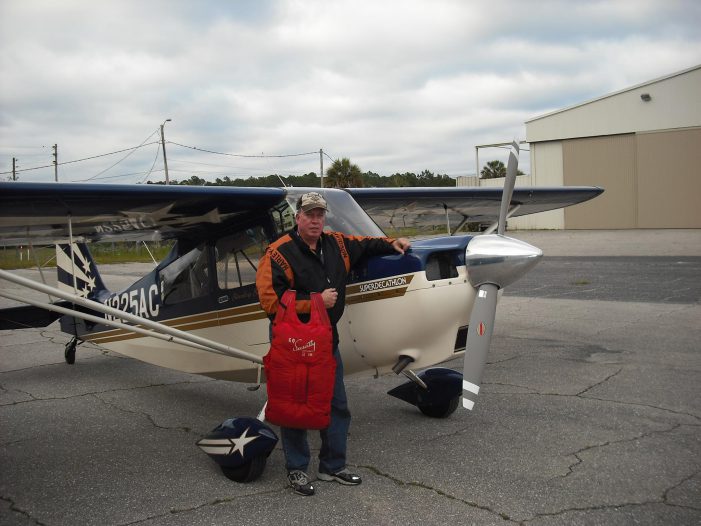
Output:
top-left (462, 283), bottom-right (498, 410)
top-left (497, 140), bottom-right (520, 236)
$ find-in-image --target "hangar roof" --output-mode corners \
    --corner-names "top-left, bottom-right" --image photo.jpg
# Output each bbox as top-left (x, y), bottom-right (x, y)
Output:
top-left (525, 64), bottom-right (701, 142)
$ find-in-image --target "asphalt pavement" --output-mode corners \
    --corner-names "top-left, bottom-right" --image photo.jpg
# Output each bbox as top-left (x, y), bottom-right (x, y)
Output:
top-left (1, 230), bottom-right (700, 525)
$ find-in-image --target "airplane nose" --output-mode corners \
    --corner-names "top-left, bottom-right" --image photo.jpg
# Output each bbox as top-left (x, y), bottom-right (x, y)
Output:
top-left (465, 234), bottom-right (542, 289)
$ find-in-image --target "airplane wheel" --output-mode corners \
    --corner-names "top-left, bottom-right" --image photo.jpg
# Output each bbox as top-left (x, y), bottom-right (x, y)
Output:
top-left (418, 395), bottom-right (460, 418)
top-left (221, 454), bottom-right (267, 483)
top-left (64, 340), bottom-right (77, 365)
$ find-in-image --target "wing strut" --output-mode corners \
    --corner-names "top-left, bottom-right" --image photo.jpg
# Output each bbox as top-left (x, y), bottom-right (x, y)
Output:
top-left (0, 269), bottom-right (263, 365)
top-left (0, 290), bottom-right (245, 359)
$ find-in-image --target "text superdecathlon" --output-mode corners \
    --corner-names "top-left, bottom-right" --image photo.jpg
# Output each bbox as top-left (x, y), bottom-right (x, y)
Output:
top-left (358, 276), bottom-right (408, 292)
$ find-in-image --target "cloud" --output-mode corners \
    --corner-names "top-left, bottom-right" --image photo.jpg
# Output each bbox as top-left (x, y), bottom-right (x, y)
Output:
top-left (1, 0), bottom-right (700, 182)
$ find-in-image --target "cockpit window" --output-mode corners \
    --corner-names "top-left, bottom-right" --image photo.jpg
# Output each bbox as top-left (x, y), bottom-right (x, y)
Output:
top-left (273, 188), bottom-right (385, 237)
top-left (215, 226), bottom-right (269, 290)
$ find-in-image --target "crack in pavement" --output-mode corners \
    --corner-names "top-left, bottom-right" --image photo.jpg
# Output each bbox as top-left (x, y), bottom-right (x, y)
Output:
top-left (39, 330), bottom-right (70, 345)
top-left (0, 362), bottom-right (71, 374)
top-left (522, 485), bottom-right (701, 525)
top-left (358, 464), bottom-right (519, 523)
top-left (575, 367), bottom-right (623, 396)
top-left (0, 379), bottom-right (212, 407)
top-left (485, 374), bottom-right (701, 423)
top-left (662, 470), bottom-right (701, 509)
top-left (0, 348), bottom-right (114, 375)
top-left (117, 488), bottom-right (285, 525)
top-left (90, 392), bottom-right (195, 434)
top-left (0, 437), bottom-right (35, 448)
top-left (0, 495), bottom-right (48, 526)
top-left (555, 423), bottom-right (683, 480)
top-left (0, 384), bottom-right (39, 401)
top-left (578, 395), bottom-right (701, 422)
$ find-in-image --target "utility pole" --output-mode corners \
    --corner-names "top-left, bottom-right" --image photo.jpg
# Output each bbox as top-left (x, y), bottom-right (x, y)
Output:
top-left (160, 119), bottom-right (171, 184)
top-left (320, 148), bottom-right (324, 188)
top-left (52, 144), bottom-right (58, 182)
top-left (12, 157), bottom-right (17, 181)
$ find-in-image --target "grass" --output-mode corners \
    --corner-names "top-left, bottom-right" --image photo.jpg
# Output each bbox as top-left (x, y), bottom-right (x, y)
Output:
top-left (0, 242), bottom-right (174, 270)
top-left (571, 278), bottom-right (591, 285)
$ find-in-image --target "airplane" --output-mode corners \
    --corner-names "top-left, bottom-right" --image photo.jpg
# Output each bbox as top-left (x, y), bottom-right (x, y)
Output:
top-left (0, 142), bottom-right (603, 482)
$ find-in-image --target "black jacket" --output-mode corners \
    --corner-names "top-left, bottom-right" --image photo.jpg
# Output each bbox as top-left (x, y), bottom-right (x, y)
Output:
top-left (256, 228), bottom-right (397, 345)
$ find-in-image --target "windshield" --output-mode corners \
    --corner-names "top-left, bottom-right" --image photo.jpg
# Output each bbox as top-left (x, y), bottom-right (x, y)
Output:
top-left (273, 188), bottom-right (385, 237)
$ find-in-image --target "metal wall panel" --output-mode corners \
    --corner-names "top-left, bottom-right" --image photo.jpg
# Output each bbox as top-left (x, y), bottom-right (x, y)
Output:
top-left (563, 135), bottom-right (637, 229)
top-left (637, 128), bottom-right (701, 228)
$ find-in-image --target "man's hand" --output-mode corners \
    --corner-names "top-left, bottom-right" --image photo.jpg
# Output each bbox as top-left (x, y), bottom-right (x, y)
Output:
top-left (392, 237), bottom-right (411, 255)
top-left (321, 288), bottom-right (338, 308)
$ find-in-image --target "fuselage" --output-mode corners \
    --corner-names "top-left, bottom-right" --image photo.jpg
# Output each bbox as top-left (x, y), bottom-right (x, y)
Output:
top-left (65, 188), bottom-right (477, 382)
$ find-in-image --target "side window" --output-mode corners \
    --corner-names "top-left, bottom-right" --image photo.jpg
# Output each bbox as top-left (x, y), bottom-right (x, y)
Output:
top-left (216, 227), bottom-right (269, 290)
top-left (270, 201), bottom-right (296, 235)
top-left (160, 245), bottom-right (210, 305)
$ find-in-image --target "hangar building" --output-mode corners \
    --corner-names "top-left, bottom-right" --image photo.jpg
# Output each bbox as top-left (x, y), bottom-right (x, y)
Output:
top-left (472, 64), bottom-right (701, 230)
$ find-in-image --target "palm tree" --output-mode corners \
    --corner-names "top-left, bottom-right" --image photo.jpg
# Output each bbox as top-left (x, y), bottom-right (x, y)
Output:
top-left (480, 160), bottom-right (525, 179)
top-left (480, 160), bottom-right (507, 179)
top-left (325, 158), bottom-right (363, 188)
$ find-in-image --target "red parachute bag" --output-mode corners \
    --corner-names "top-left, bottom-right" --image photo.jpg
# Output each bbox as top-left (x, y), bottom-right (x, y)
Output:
top-left (264, 290), bottom-right (336, 430)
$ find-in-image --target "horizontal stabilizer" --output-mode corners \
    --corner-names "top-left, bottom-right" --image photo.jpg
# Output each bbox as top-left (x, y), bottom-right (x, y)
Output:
top-left (0, 302), bottom-right (69, 330)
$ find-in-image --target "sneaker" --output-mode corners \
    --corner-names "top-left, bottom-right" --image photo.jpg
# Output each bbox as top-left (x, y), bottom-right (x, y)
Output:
top-left (288, 470), bottom-right (315, 496)
top-left (318, 469), bottom-right (362, 486)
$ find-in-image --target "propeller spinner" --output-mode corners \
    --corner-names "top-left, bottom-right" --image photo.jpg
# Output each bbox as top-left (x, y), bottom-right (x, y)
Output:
top-left (462, 141), bottom-right (542, 410)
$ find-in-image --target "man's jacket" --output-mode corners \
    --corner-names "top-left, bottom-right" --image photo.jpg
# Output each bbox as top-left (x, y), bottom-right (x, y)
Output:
top-left (256, 228), bottom-right (397, 345)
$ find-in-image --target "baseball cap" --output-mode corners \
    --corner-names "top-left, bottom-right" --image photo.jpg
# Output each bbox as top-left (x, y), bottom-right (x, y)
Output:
top-left (297, 192), bottom-right (328, 213)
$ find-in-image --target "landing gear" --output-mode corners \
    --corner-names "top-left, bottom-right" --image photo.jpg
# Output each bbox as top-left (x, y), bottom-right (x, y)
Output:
top-left (388, 367), bottom-right (463, 418)
top-left (221, 454), bottom-right (267, 483)
top-left (418, 395), bottom-right (460, 418)
top-left (64, 337), bottom-right (77, 364)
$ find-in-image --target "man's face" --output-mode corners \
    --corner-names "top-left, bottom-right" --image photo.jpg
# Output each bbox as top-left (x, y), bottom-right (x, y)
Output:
top-left (296, 207), bottom-right (326, 242)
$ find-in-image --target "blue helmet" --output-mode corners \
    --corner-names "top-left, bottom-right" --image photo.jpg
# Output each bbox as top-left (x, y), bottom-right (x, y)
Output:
top-left (197, 417), bottom-right (278, 483)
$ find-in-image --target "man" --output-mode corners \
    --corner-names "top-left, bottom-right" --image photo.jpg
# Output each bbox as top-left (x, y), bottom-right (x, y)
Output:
top-left (256, 191), bottom-right (410, 496)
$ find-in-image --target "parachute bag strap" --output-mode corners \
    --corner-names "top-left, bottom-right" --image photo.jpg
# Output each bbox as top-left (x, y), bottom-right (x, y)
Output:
top-left (274, 289), bottom-right (301, 325)
top-left (309, 292), bottom-right (331, 327)
top-left (331, 232), bottom-right (350, 273)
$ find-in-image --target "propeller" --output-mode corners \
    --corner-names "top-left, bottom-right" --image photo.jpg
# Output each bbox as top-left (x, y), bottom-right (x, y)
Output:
top-left (462, 140), bottom-right (542, 410)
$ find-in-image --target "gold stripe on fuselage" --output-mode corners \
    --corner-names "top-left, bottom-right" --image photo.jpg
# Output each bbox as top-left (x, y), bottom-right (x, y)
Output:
top-left (84, 274), bottom-right (415, 344)
top-left (84, 303), bottom-right (268, 344)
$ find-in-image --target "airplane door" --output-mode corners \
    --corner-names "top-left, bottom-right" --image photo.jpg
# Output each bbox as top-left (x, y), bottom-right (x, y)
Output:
top-left (157, 243), bottom-right (219, 325)
top-left (213, 227), bottom-right (270, 347)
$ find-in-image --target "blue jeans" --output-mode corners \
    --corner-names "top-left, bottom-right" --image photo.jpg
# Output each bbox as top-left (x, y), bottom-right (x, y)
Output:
top-left (280, 347), bottom-right (351, 474)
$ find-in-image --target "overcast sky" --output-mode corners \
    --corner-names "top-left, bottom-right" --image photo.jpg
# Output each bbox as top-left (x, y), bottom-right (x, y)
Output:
top-left (1, 0), bottom-right (700, 184)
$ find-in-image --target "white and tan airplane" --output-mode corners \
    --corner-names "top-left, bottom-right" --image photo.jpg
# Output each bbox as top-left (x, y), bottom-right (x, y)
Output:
top-left (0, 142), bottom-right (602, 481)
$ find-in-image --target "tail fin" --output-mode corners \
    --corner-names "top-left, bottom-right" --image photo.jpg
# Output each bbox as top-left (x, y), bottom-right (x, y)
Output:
top-left (56, 243), bottom-right (109, 300)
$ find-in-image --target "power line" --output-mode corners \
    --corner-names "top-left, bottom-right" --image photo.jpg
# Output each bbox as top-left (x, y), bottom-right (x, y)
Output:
top-left (167, 141), bottom-right (318, 159)
top-left (87, 168), bottom-right (165, 181)
top-left (2, 138), bottom-right (323, 179)
top-left (83, 130), bottom-right (160, 181)
top-left (0, 141), bottom-right (161, 175)
top-left (139, 141), bottom-right (163, 184)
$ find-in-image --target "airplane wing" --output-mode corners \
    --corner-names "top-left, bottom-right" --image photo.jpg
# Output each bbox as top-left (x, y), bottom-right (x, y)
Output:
top-left (0, 182), bottom-right (603, 246)
top-left (0, 182), bottom-right (286, 246)
top-left (345, 186), bottom-right (604, 231)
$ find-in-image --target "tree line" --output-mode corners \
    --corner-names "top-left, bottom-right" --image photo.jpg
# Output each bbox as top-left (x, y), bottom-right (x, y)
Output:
top-left (148, 158), bottom-right (457, 188)
top-left (147, 157), bottom-right (519, 187)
